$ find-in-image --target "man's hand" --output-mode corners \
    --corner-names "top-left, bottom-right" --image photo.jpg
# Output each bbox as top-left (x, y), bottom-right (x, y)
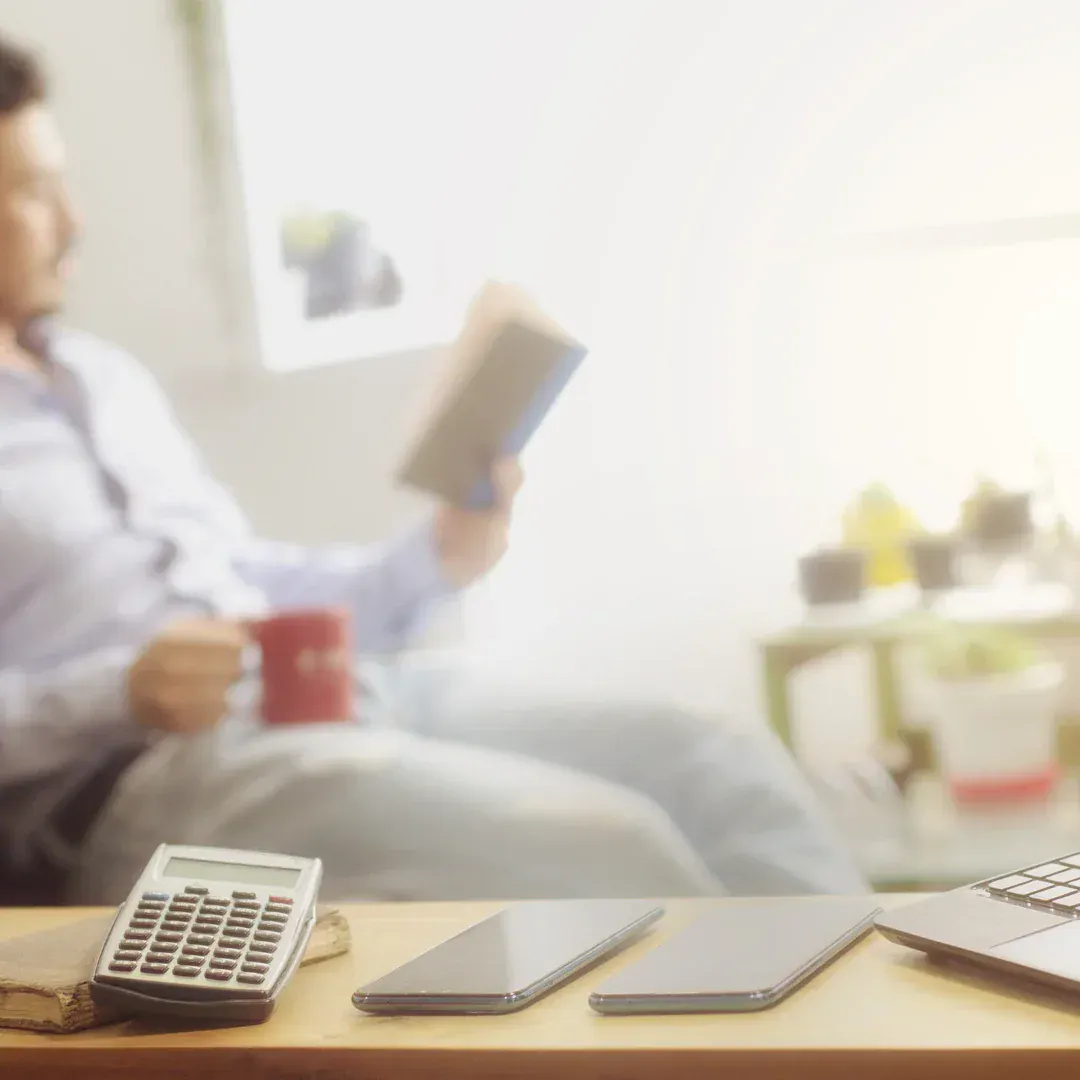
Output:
top-left (435, 458), bottom-right (523, 588)
top-left (128, 618), bottom-right (247, 734)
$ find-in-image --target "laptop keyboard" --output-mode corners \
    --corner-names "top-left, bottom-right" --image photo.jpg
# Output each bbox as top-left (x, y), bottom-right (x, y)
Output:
top-left (982, 856), bottom-right (1080, 912)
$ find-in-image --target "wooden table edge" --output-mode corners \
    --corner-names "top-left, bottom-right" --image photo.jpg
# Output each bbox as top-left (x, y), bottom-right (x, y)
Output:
top-left (1, 1043), bottom-right (1078, 1080)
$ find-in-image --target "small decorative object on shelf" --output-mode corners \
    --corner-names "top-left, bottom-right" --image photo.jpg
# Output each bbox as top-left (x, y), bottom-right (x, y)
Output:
top-left (922, 620), bottom-right (1063, 806)
top-left (796, 547), bottom-right (866, 607)
top-left (961, 481), bottom-right (1033, 553)
top-left (907, 533), bottom-right (959, 594)
top-left (841, 482), bottom-right (923, 588)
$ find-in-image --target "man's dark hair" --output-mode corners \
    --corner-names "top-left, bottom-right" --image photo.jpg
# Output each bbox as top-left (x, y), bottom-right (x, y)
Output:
top-left (0, 36), bottom-right (45, 115)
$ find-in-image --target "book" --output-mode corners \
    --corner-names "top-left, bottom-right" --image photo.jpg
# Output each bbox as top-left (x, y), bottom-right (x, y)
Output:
top-left (0, 904), bottom-right (350, 1034)
top-left (395, 280), bottom-right (588, 508)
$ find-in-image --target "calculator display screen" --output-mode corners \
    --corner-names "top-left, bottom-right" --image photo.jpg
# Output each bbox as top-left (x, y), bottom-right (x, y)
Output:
top-left (163, 856), bottom-right (302, 888)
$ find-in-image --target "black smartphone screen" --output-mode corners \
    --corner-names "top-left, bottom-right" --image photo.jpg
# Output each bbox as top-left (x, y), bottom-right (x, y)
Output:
top-left (352, 899), bottom-right (664, 1014)
top-left (589, 898), bottom-right (881, 1014)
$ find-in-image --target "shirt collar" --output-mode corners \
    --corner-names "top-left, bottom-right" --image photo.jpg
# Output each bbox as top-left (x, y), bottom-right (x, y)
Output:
top-left (16, 316), bottom-right (60, 364)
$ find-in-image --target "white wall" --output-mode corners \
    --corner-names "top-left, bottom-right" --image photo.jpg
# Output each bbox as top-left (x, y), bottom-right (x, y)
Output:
top-left (8, 0), bottom-right (1080, 742)
top-left (0, 0), bottom-right (433, 544)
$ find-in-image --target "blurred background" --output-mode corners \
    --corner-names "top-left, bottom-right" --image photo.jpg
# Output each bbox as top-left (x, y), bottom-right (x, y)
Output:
top-left (7, 0), bottom-right (1080, 888)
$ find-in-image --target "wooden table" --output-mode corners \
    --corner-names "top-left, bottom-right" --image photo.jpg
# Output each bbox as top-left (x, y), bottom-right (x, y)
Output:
top-left (759, 588), bottom-right (1080, 763)
top-left (6, 898), bottom-right (1080, 1078)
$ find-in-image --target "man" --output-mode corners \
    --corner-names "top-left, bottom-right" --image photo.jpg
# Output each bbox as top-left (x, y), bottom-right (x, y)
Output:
top-left (0, 36), bottom-right (866, 902)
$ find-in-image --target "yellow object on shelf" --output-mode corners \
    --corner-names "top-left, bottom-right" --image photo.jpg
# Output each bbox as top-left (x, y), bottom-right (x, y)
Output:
top-left (841, 483), bottom-right (924, 586)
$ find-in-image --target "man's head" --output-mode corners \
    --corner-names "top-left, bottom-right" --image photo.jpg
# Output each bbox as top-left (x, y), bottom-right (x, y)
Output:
top-left (0, 36), bottom-right (77, 334)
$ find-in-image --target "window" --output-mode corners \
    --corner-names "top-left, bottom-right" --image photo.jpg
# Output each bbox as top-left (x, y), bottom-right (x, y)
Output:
top-left (223, 0), bottom-right (492, 369)
top-left (220, 0), bottom-right (1080, 714)
top-left (222, 0), bottom-right (660, 371)
top-left (791, 0), bottom-right (1080, 535)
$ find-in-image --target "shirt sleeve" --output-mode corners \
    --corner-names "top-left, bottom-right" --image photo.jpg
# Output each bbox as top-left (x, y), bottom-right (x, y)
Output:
top-left (232, 522), bottom-right (455, 655)
top-left (0, 646), bottom-right (144, 787)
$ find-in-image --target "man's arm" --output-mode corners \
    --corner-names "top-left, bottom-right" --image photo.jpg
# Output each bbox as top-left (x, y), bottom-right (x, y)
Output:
top-left (0, 647), bottom-right (143, 787)
top-left (230, 461), bottom-right (523, 654)
top-left (232, 524), bottom-right (455, 655)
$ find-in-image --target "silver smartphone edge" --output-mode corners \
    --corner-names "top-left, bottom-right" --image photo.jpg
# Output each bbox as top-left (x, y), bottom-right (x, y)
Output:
top-left (588, 905), bottom-right (882, 1015)
top-left (352, 904), bottom-right (665, 1015)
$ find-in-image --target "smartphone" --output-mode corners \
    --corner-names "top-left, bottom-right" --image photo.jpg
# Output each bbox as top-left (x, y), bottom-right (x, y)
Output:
top-left (352, 899), bottom-right (664, 1015)
top-left (589, 898), bottom-right (880, 1015)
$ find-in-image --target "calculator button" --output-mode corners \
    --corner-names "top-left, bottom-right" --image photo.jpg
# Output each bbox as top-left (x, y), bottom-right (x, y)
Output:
top-left (168, 903), bottom-right (197, 915)
top-left (209, 958), bottom-right (237, 971)
top-left (264, 903), bottom-right (291, 916)
top-left (237, 973), bottom-right (265, 985)
top-left (214, 947), bottom-right (243, 960)
top-left (259, 913), bottom-right (288, 926)
top-left (205, 969), bottom-right (233, 981)
top-left (232, 890), bottom-right (257, 900)
top-left (129, 919), bottom-right (158, 930)
top-left (140, 962), bottom-right (169, 975)
top-left (161, 921), bottom-right (190, 933)
top-left (268, 896), bottom-right (293, 906)
top-left (149, 940), bottom-right (179, 953)
top-left (184, 885), bottom-right (209, 895)
top-left (187, 934), bottom-right (215, 947)
top-left (241, 961), bottom-right (270, 974)
top-left (137, 898), bottom-right (165, 910)
top-left (226, 917), bottom-right (255, 930)
top-left (113, 950), bottom-right (143, 962)
top-left (108, 960), bottom-right (137, 972)
top-left (155, 931), bottom-right (184, 943)
top-left (174, 965), bottom-right (202, 977)
top-left (232, 900), bottom-right (260, 912)
top-left (204, 896), bottom-right (231, 907)
top-left (122, 929), bottom-right (152, 941)
top-left (248, 942), bottom-right (276, 955)
top-left (142, 891), bottom-right (171, 902)
top-left (181, 944), bottom-right (210, 957)
top-left (193, 919), bottom-right (223, 933)
top-left (120, 939), bottom-right (147, 952)
top-left (253, 931), bottom-right (281, 943)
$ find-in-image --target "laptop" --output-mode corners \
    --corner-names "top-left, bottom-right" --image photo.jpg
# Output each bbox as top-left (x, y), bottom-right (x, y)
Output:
top-left (875, 853), bottom-right (1080, 992)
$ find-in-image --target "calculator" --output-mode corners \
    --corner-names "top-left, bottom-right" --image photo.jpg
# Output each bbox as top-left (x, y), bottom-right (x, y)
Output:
top-left (89, 844), bottom-right (323, 1023)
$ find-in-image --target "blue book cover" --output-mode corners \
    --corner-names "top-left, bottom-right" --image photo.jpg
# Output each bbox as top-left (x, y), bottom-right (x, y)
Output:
top-left (397, 285), bottom-right (587, 508)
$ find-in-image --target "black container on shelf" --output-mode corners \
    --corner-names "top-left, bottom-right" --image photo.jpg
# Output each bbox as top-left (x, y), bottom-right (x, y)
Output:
top-left (908, 534), bottom-right (958, 592)
top-left (797, 548), bottom-right (866, 606)
top-left (967, 491), bottom-right (1033, 552)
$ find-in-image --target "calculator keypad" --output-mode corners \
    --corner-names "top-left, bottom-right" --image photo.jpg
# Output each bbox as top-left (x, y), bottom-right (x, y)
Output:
top-left (110, 891), bottom-right (294, 986)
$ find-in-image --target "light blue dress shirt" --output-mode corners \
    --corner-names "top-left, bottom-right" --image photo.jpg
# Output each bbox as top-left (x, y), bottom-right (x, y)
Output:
top-left (0, 327), bottom-right (450, 811)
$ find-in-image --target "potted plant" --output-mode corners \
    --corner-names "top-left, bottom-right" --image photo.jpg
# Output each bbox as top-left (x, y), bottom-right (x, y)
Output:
top-left (922, 621), bottom-right (1063, 805)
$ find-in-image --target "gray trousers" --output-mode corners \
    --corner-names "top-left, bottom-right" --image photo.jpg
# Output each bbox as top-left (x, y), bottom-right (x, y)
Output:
top-left (68, 677), bottom-right (867, 903)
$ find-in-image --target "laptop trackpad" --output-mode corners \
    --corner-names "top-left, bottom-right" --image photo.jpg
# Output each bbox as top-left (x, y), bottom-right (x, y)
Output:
top-left (990, 919), bottom-right (1080, 980)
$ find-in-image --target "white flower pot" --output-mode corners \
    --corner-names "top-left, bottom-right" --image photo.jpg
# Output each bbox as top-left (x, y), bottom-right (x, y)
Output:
top-left (932, 662), bottom-right (1063, 804)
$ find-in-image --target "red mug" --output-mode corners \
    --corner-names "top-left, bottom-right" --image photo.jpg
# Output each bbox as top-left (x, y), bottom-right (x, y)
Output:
top-left (249, 607), bottom-right (354, 726)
